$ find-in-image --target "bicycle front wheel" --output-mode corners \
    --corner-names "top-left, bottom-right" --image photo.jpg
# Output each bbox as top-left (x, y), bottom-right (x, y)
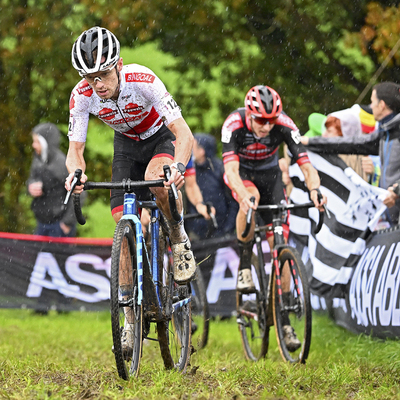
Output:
top-left (110, 219), bottom-right (143, 380)
top-left (236, 242), bottom-right (269, 361)
top-left (191, 268), bottom-right (210, 350)
top-left (272, 246), bottom-right (312, 364)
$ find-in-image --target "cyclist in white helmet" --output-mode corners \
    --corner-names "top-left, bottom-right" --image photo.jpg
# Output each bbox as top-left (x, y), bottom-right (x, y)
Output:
top-left (66, 27), bottom-right (196, 284)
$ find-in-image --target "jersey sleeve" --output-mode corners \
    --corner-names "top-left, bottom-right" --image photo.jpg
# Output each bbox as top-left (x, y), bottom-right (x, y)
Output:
top-left (221, 111), bottom-right (242, 164)
top-left (68, 81), bottom-right (91, 142)
top-left (285, 128), bottom-right (310, 166)
top-left (277, 115), bottom-right (310, 166)
top-left (184, 155), bottom-right (196, 177)
top-left (132, 65), bottom-right (183, 126)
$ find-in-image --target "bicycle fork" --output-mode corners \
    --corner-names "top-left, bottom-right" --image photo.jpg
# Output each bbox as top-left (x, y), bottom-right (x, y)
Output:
top-left (272, 216), bottom-right (286, 308)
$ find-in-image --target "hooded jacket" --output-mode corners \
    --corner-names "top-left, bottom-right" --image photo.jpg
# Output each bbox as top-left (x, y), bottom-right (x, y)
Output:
top-left (27, 123), bottom-right (76, 227)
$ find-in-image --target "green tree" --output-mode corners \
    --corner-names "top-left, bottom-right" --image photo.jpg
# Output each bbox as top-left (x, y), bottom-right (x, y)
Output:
top-left (1, 0), bottom-right (400, 234)
top-left (0, 0), bottom-right (117, 233)
top-left (118, 0), bottom-right (377, 130)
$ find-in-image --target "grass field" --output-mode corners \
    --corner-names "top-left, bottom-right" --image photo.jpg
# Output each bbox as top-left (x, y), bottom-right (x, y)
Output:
top-left (1, 309), bottom-right (400, 399)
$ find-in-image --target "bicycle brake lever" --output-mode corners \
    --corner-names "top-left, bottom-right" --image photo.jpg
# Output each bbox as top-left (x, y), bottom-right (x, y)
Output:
top-left (314, 188), bottom-right (330, 219)
top-left (163, 165), bottom-right (181, 222)
top-left (164, 165), bottom-right (179, 200)
top-left (323, 204), bottom-right (331, 219)
top-left (206, 202), bottom-right (218, 229)
top-left (246, 196), bottom-right (256, 225)
top-left (64, 169), bottom-right (82, 205)
top-left (241, 196), bottom-right (256, 238)
top-left (211, 213), bottom-right (218, 227)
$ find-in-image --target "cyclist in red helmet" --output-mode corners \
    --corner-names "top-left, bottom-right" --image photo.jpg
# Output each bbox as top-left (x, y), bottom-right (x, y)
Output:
top-left (222, 85), bottom-right (326, 351)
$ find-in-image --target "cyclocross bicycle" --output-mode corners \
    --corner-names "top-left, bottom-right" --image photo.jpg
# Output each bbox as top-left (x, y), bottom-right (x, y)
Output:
top-left (236, 198), bottom-right (324, 364)
top-left (67, 167), bottom-right (192, 380)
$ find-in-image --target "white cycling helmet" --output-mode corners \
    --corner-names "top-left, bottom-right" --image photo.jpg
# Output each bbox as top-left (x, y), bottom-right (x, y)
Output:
top-left (71, 26), bottom-right (120, 76)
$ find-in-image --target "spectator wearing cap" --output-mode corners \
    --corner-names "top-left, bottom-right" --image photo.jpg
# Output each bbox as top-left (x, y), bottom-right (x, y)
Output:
top-left (27, 122), bottom-right (77, 237)
top-left (185, 133), bottom-right (238, 240)
top-left (301, 81), bottom-right (400, 226)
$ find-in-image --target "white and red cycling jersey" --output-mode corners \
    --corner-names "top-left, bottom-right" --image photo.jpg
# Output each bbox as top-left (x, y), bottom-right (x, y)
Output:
top-left (68, 64), bottom-right (183, 142)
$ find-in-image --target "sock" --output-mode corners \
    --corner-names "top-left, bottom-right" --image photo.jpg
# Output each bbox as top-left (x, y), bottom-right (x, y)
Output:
top-left (281, 292), bottom-right (291, 326)
top-left (238, 240), bottom-right (253, 271)
top-left (165, 218), bottom-right (188, 244)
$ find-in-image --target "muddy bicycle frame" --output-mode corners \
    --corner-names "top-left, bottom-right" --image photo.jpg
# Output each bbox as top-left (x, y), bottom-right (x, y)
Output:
top-left (236, 200), bottom-right (324, 363)
top-left (72, 168), bottom-right (190, 320)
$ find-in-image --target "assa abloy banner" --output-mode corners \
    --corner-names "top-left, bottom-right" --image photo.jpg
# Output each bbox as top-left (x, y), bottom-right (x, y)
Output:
top-left (312, 226), bottom-right (400, 339)
top-left (0, 232), bottom-right (269, 316)
top-left (0, 232), bottom-right (113, 312)
top-left (194, 237), bottom-right (271, 317)
top-left (2, 228), bottom-right (400, 340)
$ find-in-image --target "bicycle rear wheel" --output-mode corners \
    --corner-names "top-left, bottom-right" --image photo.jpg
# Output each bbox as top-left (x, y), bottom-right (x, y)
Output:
top-left (110, 219), bottom-right (143, 380)
top-left (157, 235), bottom-right (192, 372)
top-left (191, 268), bottom-right (210, 350)
top-left (272, 246), bottom-right (311, 364)
top-left (236, 241), bottom-right (269, 361)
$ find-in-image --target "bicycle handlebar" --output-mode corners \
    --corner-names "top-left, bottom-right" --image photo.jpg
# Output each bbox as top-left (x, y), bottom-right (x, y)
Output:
top-left (73, 192), bottom-right (86, 225)
top-left (241, 199), bottom-right (325, 239)
top-left (241, 196), bottom-right (256, 238)
top-left (63, 169), bottom-right (87, 225)
top-left (64, 166), bottom-right (181, 225)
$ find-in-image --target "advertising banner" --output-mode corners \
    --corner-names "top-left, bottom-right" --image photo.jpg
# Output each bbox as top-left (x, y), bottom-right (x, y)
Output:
top-left (0, 232), bottom-right (112, 312)
top-left (2, 228), bottom-right (400, 339)
top-left (0, 232), bottom-right (257, 316)
top-left (325, 227), bottom-right (400, 339)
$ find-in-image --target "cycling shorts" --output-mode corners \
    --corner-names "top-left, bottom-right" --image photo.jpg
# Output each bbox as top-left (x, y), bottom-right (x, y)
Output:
top-left (110, 125), bottom-right (175, 215)
top-left (224, 166), bottom-right (289, 236)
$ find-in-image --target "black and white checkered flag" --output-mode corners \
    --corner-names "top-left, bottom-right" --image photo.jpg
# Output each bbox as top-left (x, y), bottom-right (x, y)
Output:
top-left (288, 151), bottom-right (387, 299)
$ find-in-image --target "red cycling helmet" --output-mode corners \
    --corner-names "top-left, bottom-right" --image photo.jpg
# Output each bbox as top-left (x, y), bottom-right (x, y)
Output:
top-left (244, 85), bottom-right (282, 118)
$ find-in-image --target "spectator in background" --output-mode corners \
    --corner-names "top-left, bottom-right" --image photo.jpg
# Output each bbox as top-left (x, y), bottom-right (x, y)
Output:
top-left (304, 105), bottom-right (380, 186)
top-left (183, 154), bottom-right (216, 226)
top-left (185, 133), bottom-right (238, 240)
top-left (301, 81), bottom-right (400, 226)
top-left (27, 123), bottom-right (77, 237)
top-left (142, 155), bottom-right (216, 239)
top-left (385, 180), bottom-right (400, 209)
